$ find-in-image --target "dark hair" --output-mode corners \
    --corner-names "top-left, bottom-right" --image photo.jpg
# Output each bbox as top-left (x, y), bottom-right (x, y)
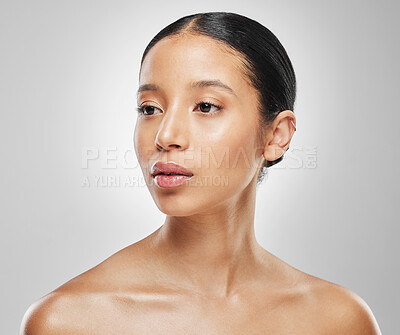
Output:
top-left (140, 12), bottom-right (296, 184)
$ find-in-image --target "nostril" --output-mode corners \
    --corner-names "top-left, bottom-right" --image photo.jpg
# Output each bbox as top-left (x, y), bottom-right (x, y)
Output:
top-left (155, 141), bottom-right (164, 151)
top-left (155, 141), bottom-right (181, 151)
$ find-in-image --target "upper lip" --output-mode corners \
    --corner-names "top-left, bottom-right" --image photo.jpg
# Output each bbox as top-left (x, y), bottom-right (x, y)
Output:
top-left (151, 161), bottom-right (194, 177)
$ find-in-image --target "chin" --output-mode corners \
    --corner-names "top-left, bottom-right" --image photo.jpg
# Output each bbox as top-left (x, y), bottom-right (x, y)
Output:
top-left (155, 201), bottom-right (200, 217)
top-left (150, 188), bottom-right (208, 217)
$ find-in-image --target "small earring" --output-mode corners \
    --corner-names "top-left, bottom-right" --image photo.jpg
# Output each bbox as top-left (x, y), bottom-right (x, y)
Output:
top-left (291, 120), bottom-right (296, 131)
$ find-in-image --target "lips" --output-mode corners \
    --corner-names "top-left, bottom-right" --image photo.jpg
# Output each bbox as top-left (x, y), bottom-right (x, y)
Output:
top-left (151, 161), bottom-right (194, 177)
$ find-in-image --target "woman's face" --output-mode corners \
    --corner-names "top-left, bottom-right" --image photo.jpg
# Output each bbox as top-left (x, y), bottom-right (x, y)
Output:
top-left (134, 33), bottom-right (265, 216)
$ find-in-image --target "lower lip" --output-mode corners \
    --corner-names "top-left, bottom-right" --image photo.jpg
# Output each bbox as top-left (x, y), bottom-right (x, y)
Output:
top-left (154, 174), bottom-right (193, 188)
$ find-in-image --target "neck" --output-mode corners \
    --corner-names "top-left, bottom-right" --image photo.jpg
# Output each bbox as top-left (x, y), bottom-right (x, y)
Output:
top-left (148, 179), bottom-right (267, 297)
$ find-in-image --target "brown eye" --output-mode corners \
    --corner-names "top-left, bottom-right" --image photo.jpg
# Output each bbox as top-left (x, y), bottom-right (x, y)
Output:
top-left (194, 102), bottom-right (222, 115)
top-left (137, 104), bottom-right (161, 116)
top-left (143, 106), bottom-right (156, 115)
top-left (199, 103), bottom-right (212, 113)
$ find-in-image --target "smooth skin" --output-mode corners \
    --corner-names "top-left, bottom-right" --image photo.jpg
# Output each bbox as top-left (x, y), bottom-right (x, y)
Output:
top-left (21, 33), bottom-right (382, 334)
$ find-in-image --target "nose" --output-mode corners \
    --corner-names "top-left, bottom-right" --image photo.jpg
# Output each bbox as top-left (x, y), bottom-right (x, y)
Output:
top-left (154, 105), bottom-right (189, 151)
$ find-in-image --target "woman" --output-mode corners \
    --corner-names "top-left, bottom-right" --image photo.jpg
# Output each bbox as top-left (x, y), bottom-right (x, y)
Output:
top-left (21, 12), bottom-right (381, 334)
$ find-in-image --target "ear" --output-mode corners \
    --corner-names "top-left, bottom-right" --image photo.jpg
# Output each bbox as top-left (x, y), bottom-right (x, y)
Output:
top-left (262, 110), bottom-right (296, 162)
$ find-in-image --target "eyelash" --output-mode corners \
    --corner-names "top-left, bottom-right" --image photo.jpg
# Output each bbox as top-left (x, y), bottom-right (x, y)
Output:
top-left (136, 101), bottom-right (223, 117)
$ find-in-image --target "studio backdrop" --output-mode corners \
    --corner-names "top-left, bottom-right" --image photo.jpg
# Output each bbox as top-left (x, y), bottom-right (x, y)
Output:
top-left (0, 0), bottom-right (398, 334)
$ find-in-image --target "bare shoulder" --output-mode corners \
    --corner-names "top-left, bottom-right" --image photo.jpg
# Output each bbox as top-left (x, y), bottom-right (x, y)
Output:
top-left (20, 269), bottom-right (125, 334)
top-left (20, 291), bottom-right (82, 335)
top-left (299, 274), bottom-right (382, 335)
top-left (20, 239), bottom-right (152, 335)
top-left (20, 272), bottom-right (115, 335)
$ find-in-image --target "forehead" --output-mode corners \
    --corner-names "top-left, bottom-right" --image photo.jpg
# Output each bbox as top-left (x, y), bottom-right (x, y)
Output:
top-left (139, 34), bottom-right (252, 92)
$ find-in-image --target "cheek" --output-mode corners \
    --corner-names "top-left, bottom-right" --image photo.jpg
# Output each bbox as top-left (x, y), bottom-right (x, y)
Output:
top-left (194, 116), bottom-right (260, 185)
top-left (133, 121), bottom-right (154, 175)
top-left (134, 121), bottom-right (154, 154)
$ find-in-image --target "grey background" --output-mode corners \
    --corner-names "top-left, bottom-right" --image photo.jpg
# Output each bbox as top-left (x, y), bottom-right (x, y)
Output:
top-left (1, 0), bottom-right (398, 334)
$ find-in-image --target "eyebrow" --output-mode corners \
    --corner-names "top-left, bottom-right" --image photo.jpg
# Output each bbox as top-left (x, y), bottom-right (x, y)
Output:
top-left (190, 80), bottom-right (237, 97)
top-left (137, 79), bottom-right (237, 97)
top-left (137, 83), bottom-right (159, 96)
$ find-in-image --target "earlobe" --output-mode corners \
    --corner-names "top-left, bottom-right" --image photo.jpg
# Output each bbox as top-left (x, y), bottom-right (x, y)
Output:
top-left (262, 110), bottom-right (296, 162)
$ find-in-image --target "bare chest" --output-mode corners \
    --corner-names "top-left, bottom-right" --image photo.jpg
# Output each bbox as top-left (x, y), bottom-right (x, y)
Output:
top-left (69, 293), bottom-right (326, 335)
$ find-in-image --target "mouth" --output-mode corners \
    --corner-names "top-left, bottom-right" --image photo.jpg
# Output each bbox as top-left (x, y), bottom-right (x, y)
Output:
top-left (151, 161), bottom-right (194, 188)
top-left (151, 161), bottom-right (194, 177)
